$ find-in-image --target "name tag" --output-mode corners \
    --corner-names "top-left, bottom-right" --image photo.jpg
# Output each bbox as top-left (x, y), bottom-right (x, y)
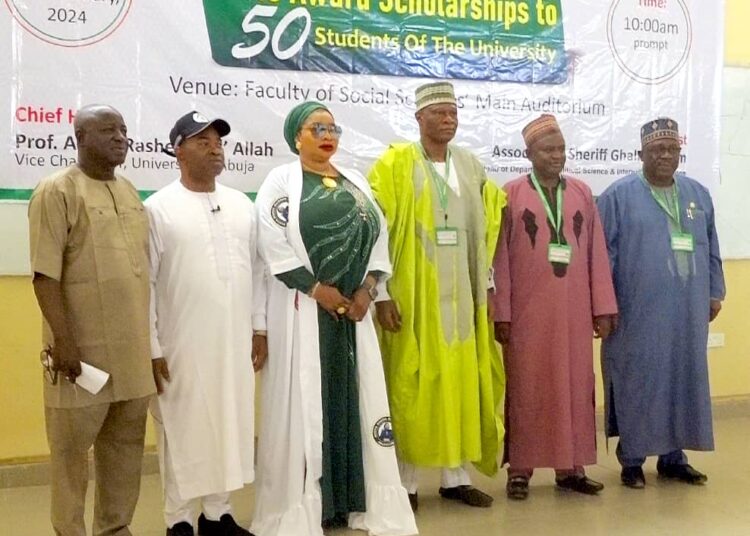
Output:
top-left (436, 227), bottom-right (459, 246)
top-left (548, 243), bottom-right (572, 265)
top-left (671, 232), bottom-right (694, 252)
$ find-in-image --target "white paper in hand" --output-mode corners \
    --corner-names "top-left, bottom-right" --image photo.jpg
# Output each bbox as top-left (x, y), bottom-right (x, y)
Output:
top-left (75, 362), bottom-right (110, 395)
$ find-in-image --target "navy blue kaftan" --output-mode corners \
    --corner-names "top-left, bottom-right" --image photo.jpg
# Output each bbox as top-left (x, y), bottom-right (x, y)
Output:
top-left (597, 173), bottom-right (725, 458)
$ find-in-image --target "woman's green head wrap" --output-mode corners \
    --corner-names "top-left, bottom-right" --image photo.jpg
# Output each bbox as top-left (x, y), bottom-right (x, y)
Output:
top-left (283, 101), bottom-right (330, 154)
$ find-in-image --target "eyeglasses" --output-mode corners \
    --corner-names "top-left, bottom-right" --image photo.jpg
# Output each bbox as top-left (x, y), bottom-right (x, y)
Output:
top-left (40, 347), bottom-right (58, 385)
top-left (305, 123), bottom-right (343, 139)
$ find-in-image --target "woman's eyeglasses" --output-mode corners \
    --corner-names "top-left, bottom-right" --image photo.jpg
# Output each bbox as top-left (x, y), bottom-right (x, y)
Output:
top-left (40, 347), bottom-right (58, 385)
top-left (305, 123), bottom-right (343, 139)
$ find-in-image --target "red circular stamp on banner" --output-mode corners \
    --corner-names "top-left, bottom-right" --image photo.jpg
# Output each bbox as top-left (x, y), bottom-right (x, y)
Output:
top-left (4, 0), bottom-right (132, 48)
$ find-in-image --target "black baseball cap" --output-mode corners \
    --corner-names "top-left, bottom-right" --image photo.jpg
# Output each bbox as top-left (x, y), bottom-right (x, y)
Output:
top-left (164, 111), bottom-right (230, 156)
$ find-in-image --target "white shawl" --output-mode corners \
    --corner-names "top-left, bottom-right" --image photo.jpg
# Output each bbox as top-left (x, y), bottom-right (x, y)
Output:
top-left (251, 161), bottom-right (417, 536)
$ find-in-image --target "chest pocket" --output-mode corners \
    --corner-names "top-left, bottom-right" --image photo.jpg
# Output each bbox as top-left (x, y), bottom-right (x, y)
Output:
top-left (86, 202), bottom-right (148, 279)
top-left (88, 204), bottom-right (147, 247)
top-left (121, 204), bottom-right (149, 251)
top-left (88, 204), bottom-right (126, 250)
top-left (683, 207), bottom-right (709, 247)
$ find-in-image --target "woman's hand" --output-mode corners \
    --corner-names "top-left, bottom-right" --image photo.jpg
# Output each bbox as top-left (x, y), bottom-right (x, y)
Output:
top-left (311, 283), bottom-right (351, 319)
top-left (346, 288), bottom-right (372, 322)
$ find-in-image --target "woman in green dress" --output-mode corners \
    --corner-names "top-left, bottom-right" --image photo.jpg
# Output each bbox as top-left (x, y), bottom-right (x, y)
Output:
top-left (251, 102), bottom-right (417, 536)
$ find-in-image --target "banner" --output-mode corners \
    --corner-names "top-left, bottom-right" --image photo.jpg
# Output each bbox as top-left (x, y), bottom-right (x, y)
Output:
top-left (203, 0), bottom-right (568, 83)
top-left (1, 0), bottom-right (723, 200)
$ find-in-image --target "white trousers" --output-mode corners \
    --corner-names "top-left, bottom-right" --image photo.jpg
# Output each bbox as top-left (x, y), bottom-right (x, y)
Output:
top-left (398, 461), bottom-right (472, 494)
top-left (156, 419), bottom-right (233, 528)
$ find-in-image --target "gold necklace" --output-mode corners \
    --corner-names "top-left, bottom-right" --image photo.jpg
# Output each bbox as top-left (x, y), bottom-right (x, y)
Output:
top-left (321, 176), bottom-right (338, 189)
top-left (304, 163), bottom-right (338, 189)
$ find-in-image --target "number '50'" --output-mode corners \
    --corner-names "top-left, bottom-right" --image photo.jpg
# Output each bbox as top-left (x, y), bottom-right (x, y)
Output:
top-left (231, 6), bottom-right (311, 60)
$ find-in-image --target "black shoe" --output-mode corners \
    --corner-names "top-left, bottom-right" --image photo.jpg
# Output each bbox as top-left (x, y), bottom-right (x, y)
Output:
top-left (621, 466), bottom-right (646, 489)
top-left (167, 521), bottom-right (194, 536)
top-left (408, 492), bottom-right (418, 512)
top-left (506, 476), bottom-right (529, 501)
top-left (656, 462), bottom-right (708, 485)
top-left (439, 485), bottom-right (493, 507)
top-left (555, 475), bottom-right (604, 495)
top-left (198, 513), bottom-right (253, 536)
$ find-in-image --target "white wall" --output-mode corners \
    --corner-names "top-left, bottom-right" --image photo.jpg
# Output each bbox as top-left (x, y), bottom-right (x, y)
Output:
top-left (716, 66), bottom-right (750, 259)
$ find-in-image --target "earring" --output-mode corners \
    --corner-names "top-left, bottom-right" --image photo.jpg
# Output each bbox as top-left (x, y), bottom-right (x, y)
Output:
top-left (295, 140), bottom-right (301, 150)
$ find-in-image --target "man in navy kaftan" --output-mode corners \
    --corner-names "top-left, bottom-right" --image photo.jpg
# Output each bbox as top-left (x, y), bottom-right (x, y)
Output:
top-left (597, 118), bottom-right (726, 489)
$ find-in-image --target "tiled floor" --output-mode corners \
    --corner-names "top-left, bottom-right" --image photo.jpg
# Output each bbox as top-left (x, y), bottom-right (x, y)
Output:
top-left (2, 417), bottom-right (749, 535)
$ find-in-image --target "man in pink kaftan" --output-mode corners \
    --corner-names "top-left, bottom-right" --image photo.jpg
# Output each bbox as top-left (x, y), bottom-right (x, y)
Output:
top-left (491, 115), bottom-right (618, 500)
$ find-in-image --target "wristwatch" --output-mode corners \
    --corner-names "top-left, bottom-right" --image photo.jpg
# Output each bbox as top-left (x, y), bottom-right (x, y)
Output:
top-left (363, 281), bottom-right (378, 301)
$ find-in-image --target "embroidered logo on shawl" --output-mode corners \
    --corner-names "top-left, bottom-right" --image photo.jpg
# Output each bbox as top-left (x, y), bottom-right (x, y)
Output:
top-left (372, 416), bottom-right (394, 447)
top-left (271, 197), bottom-right (289, 227)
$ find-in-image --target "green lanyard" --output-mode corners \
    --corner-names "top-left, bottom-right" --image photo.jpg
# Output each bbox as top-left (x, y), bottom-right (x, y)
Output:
top-left (640, 172), bottom-right (681, 229)
top-left (418, 143), bottom-right (452, 223)
top-left (530, 170), bottom-right (563, 244)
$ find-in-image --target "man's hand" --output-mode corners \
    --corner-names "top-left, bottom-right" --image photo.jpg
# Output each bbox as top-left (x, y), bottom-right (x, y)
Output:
top-left (376, 300), bottom-right (402, 332)
top-left (494, 322), bottom-right (511, 344)
top-left (346, 288), bottom-right (372, 322)
top-left (709, 299), bottom-right (722, 322)
top-left (252, 334), bottom-right (268, 372)
top-left (312, 283), bottom-right (351, 319)
top-left (594, 314), bottom-right (618, 340)
top-left (32, 273), bottom-right (81, 382)
top-left (152, 358), bottom-right (170, 395)
top-left (51, 336), bottom-right (82, 382)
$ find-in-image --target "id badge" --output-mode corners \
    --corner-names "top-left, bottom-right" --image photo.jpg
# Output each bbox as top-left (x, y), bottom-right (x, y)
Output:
top-left (671, 232), bottom-right (694, 252)
top-left (436, 227), bottom-right (459, 246)
top-left (548, 243), bottom-right (572, 265)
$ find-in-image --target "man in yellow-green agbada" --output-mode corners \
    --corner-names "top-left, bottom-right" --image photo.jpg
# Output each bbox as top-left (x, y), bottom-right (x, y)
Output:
top-left (368, 81), bottom-right (506, 511)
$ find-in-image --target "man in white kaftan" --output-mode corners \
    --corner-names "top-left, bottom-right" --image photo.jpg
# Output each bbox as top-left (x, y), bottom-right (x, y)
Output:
top-left (147, 112), bottom-right (267, 536)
